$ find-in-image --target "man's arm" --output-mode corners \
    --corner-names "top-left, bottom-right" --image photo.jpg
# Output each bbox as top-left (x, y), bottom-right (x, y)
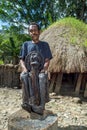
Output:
top-left (41, 58), bottom-right (50, 72)
top-left (44, 58), bottom-right (50, 70)
top-left (20, 59), bottom-right (27, 72)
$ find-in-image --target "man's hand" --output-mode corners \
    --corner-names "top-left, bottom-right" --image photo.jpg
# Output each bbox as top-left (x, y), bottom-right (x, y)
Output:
top-left (40, 69), bottom-right (45, 73)
top-left (40, 59), bottom-right (50, 73)
top-left (20, 59), bottom-right (27, 72)
top-left (22, 67), bottom-right (27, 73)
top-left (44, 59), bottom-right (50, 71)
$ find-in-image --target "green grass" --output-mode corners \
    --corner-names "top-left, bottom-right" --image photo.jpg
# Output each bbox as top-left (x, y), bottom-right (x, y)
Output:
top-left (52, 17), bottom-right (87, 31)
top-left (48, 17), bottom-right (87, 47)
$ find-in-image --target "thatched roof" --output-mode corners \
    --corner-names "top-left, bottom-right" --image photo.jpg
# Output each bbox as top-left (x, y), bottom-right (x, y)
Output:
top-left (40, 17), bottom-right (87, 73)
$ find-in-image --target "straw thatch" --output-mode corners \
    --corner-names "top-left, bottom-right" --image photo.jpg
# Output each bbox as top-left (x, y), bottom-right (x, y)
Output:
top-left (40, 18), bottom-right (87, 73)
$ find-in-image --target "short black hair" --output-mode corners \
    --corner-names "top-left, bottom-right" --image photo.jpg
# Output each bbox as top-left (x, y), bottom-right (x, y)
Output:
top-left (28, 22), bottom-right (40, 31)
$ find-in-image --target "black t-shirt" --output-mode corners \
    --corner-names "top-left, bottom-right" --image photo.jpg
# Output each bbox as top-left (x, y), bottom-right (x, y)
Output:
top-left (19, 41), bottom-right (52, 63)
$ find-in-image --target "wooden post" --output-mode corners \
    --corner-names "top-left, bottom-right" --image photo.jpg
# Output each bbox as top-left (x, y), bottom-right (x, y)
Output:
top-left (73, 73), bottom-right (78, 89)
top-left (49, 74), bottom-right (56, 93)
top-left (84, 83), bottom-right (87, 97)
top-left (54, 73), bottom-right (63, 94)
top-left (75, 73), bottom-right (83, 95)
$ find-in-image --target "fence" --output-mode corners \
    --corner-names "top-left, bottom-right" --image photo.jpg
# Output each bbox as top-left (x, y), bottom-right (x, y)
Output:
top-left (0, 64), bottom-right (20, 88)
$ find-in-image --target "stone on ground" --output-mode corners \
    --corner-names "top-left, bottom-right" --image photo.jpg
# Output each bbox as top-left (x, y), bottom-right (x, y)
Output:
top-left (8, 109), bottom-right (58, 130)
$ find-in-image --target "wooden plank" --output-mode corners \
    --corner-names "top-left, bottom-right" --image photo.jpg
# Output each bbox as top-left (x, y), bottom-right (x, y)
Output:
top-left (54, 73), bottom-right (63, 94)
top-left (81, 74), bottom-right (86, 89)
top-left (84, 83), bottom-right (87, 97)
top-left (75, 73), bottom-right (83, 95)
top-left (49, 74), bottom-right (56, 93)
top-left (73, 73), bottom-right (78, 89)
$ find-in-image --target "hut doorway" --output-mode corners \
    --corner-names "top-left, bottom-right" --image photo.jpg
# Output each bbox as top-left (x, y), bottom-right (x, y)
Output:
top-left (49, 73), bottom-right (87, 97)
top-left (49, 73), bottom-right (76, 94)
top-left (61, 73), bottom-right (76, 95)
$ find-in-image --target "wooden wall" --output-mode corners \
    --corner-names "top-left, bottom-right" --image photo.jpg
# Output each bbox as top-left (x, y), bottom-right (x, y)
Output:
top-left (0, 64), bottom-right (20, 88)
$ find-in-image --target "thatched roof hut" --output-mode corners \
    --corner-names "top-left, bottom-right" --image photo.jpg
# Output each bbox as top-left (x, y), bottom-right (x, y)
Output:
top-left (40, 17), bottom-right (87, 96)
top-left (40, 17), bottom-right (87, 73)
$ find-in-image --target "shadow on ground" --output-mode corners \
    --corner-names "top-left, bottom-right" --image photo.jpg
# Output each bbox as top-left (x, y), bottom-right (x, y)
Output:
top-left (58, 125), bottom-right (87, 130)
top-left (60, 91), bottom-right (87, 102)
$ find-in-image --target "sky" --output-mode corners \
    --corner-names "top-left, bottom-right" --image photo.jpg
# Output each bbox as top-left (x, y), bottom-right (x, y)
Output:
top-left (0, 20), bottom-right (8, 29)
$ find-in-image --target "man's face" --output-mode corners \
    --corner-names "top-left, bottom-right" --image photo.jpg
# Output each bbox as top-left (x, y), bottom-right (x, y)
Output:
top-left (29, 25), bottom-right (40, 42)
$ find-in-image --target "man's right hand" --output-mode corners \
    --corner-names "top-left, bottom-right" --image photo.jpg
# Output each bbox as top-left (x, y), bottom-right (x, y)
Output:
top-left (22, 67), bottom-right (27, 73)
top-left (20, 59), bottom-right (27, 72)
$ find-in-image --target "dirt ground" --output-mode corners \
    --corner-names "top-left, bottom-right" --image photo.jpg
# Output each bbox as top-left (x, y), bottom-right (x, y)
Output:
top-left (0, 87), bottom-right (87, 130)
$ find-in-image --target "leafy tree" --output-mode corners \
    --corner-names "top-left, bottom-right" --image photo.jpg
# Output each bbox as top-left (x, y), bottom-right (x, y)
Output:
top-left (0, 0), bottom-right (87, 30)
top-left (55, 0), bottom-right (87, 22)
top-left (0, 0), bottom-right (56, 29)
top-left (0, 32), bottom-right (31, 64)
top-left (0, 37), bottom-right (20, 64)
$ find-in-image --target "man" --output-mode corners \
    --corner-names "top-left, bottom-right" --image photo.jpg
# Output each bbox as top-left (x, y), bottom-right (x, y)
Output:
top-left (19, 22), bottom-right (52, 114)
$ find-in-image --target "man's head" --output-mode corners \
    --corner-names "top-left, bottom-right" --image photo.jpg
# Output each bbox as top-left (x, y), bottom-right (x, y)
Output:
top-left (28, 22), bottom-right (40, 43)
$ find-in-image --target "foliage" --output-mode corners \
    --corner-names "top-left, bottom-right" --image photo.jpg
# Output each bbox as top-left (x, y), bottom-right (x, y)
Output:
top-left (55, 0), bottom-right (87, 22)
top-left (0, 60), bottom-right (4, 65)
top-left (0, 0), bottom-right (87, 31)
top-left (0, 32), bottom-right (31, 64)
top-left (0, 0), bottom-right (56, 29)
